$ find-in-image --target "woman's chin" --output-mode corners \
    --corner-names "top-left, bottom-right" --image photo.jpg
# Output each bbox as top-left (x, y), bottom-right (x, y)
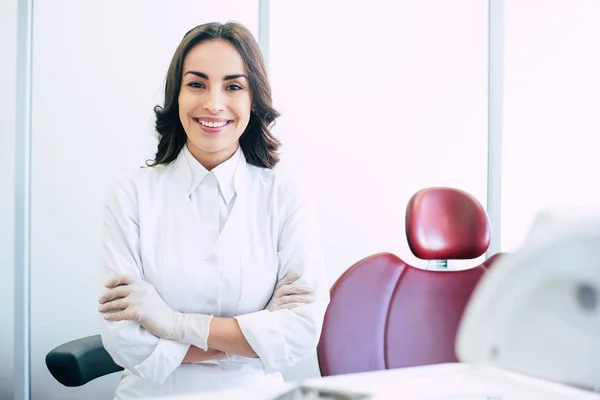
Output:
top-left (188, 140), bottom-right (238, 157)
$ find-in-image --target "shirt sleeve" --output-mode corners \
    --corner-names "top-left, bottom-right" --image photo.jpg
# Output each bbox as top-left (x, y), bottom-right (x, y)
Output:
top-left (234, 178), bottom-right (330, 372)
top-left (99, 173), bottom-right (190, 384)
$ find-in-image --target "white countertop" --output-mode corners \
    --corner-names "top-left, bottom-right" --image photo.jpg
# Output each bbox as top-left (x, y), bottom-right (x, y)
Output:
top-left (161, 363), bottom-right (599, 400)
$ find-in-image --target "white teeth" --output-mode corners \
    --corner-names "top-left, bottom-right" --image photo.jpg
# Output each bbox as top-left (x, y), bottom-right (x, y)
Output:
top-left (197, 119), bottom-right (228, 128)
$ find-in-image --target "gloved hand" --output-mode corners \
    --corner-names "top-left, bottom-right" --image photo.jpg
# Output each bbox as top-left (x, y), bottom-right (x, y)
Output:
top-left (98, 275), bottom-right (179, 339)
top-left (266, 271), bottom-right (315, 311)
top-left (98, 275), bottom-right (212, 349)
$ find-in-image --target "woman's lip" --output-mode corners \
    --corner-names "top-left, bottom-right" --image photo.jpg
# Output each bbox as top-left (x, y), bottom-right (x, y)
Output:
top-left (194, 118), bottom-right (233, 133)
top-left (194, 117), bottom-right (233, 123)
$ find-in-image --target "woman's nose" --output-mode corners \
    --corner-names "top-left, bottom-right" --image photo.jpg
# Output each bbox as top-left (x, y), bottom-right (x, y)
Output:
top-left (203, 89), bottom-right (225, 113)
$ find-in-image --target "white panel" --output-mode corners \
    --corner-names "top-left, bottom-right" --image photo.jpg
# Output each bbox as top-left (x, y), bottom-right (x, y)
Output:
top-left (270, 0), bottom-right (489, 380)
top-left (0, 1), bottom-right (18, 398)
top-left (501, 0), bottom-right (600, 251)
top-left (30, 1), bottom-right (259, 399)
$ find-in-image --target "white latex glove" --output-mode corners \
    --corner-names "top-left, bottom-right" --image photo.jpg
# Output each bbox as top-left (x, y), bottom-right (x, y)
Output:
top-left (99, 275), bottom-right (179, 338)
top-left (98, 275), bottom-right (212, 349)
top-left (266, 271), bottom-right (315, 311)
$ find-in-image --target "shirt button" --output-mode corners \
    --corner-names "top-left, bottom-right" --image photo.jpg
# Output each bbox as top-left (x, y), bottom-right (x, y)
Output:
top-left (204, 253), bottom-right (217, 262)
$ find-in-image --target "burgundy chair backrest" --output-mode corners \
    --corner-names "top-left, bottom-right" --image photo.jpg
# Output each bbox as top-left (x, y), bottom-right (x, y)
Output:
top-left (317, 187), bottom-right (491, 377)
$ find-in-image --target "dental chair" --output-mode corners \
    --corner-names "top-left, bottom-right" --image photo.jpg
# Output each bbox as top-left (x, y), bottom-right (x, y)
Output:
top-left (317, 187), bottom-right (492, 377)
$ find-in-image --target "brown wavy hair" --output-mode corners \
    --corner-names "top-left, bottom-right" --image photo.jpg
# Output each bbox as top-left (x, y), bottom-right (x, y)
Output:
top-left (148, 22), bottom-right (281, 168)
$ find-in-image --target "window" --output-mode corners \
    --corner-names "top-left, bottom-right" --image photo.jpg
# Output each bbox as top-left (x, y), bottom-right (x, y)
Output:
top-left (270, 1), bottom-right (489, 275)
top-left (500, 0), bottom-right (600, 251)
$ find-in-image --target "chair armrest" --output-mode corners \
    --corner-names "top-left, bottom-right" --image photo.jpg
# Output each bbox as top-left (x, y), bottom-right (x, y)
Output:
top-left (45, 334), bottom-right (123, 386)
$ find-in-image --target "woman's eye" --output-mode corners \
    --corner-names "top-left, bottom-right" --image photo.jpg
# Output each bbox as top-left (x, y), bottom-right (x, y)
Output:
top-left (188, 82), bottom-right (204, 89)
top-left (227, 84), bottom-right (243, 91)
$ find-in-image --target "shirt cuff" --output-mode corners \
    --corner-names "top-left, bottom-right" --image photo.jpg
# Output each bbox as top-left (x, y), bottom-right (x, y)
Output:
top-left (133, 338), bottom-right (190, 384)
top-left (235, 310), bottom-right (290, 372)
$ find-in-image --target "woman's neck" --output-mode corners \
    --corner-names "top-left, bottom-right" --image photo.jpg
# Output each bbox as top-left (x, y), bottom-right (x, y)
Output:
top-left (186, 141), bottom-right (239, 171)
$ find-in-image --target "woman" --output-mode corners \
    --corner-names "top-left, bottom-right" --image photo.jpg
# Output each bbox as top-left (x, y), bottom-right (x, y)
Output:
top-left (97, 22), bottom-right (330, 399)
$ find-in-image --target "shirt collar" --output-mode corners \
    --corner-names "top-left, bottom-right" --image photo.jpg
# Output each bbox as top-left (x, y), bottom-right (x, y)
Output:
top-left (182, 144), bottom-right (242, 204)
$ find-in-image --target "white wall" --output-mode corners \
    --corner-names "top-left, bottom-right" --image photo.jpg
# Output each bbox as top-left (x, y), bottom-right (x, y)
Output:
top-left (29, 1), bottom-right (259, 399)
top-left (269, 0), bottom-right (489, 379)
top-left (500, 0), bottom-right (600, 251)
top-left (0, 0), bottom-right (17, 398)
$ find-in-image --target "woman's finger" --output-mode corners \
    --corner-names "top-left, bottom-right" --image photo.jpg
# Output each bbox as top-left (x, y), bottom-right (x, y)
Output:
top-left (102, 309), bottom-right (133, 321)
top-left (274, 271), bottom-right (301, 291)
top-left (98, 285), bottom-right (132, 304)
top-left (98, 298), bottom-right (129, 313)
top-left (279, 294), bottom-right (315, 305)
top-left (276, 302), bottom-right (304, 310)
top-left (104, 275), bottom-right (135, 289)
top-left (280, 284), bottom-right (312, 296)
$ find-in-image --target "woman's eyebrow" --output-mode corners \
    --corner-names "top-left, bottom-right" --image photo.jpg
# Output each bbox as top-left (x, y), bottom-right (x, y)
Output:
top-left (184, 71), bottom-right (248, 81)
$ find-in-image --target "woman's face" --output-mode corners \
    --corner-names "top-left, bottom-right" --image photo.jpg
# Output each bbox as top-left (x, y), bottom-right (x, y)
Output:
top-left (178, 39), bottom-right (252, 168)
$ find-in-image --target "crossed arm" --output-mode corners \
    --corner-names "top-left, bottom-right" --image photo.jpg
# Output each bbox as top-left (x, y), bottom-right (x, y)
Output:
top-left (98, 272), bottom-right (311, 362)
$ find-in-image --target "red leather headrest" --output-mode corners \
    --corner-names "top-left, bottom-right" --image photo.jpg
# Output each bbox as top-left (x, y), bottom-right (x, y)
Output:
top-left (406, 187), bottom-right (490, 260)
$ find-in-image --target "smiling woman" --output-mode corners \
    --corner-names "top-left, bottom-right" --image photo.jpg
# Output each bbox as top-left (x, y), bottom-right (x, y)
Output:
top-left (178, 39), bottom-right (252, 170)
top-left (150, 22), bottom-right (281, 171)
top-left (97, 21), bottom-right (330, 399)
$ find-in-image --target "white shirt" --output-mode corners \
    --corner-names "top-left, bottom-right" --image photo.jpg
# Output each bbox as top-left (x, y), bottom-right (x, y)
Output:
top-left (99, 146), bottom-right (330, 399)
top-left (183, 144), bottom-right (239, 235)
